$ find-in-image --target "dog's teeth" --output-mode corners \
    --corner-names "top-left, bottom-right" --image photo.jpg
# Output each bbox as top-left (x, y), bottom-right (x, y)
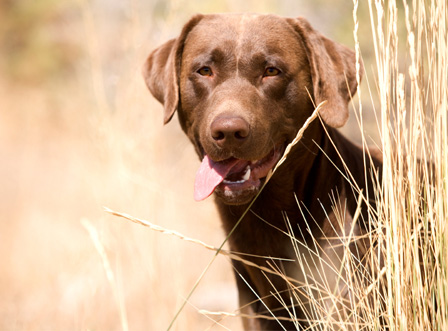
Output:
top-left (223, 167), bottom-right (251, 185)
top-left (223, 179), bottom-right (244, 184)
top-left (243, 167), bottom-right (251, 181)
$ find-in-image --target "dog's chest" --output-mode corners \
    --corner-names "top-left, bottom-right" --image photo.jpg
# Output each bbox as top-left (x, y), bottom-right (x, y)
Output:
top-left (232, 205), bottom-right (358, 311)
top-left (282, 209), bottom-right (359, 317)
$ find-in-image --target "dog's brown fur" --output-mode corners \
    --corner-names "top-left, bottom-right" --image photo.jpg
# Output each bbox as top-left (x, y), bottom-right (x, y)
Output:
top-left (143, 14), bottom-right (382, 330)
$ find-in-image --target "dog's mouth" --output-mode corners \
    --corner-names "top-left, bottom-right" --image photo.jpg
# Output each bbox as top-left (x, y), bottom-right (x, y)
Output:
top-left (194, 144), bottom-right (284, 203)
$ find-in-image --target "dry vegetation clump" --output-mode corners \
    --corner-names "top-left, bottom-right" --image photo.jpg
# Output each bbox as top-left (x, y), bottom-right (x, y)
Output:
top-left (1, 0), bottom-right (446, 330)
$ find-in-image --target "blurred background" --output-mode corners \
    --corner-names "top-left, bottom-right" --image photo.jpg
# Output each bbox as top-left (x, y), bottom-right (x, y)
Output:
top-left (0, 0), bottom-right (379, 329)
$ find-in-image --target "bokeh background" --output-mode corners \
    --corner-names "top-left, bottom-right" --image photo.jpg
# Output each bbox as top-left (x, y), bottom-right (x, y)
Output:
top-left (0, 0), bottom-right (379, 329)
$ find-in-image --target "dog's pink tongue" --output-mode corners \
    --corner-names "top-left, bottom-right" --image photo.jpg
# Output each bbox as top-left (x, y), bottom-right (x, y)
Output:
top-left (194, 155), bottom-right (237, 201)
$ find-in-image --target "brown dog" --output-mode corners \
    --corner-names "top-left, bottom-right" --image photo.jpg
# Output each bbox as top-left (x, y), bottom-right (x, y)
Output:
top-left (143, 14), bottom-right (382, 330)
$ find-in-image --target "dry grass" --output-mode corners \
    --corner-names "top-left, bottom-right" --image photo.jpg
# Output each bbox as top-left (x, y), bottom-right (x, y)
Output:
top-left (372, 0), bottom-right (448, 328)
top-left (1, 0), bottom-right (446, 330)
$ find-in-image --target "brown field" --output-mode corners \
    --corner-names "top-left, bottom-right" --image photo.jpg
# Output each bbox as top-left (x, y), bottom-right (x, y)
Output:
top-left (1, 0), bottom-right (446, 330)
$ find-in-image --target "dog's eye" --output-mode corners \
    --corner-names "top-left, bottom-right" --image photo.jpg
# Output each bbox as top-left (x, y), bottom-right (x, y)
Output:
top-left (263, 67), bottom-right (281, 77)
top-left (197, 66), bottom-right (213, 76)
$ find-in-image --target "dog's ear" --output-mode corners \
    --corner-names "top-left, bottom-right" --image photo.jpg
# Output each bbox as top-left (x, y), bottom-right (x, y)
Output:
top-left (142, 14), bottom-right (204, 124)
top-left (287, 17), bottom-right (362, 128)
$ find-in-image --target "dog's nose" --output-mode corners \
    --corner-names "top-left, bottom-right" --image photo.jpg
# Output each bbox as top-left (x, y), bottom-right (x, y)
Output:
top-left (210, 116), bottom-right (250, 147)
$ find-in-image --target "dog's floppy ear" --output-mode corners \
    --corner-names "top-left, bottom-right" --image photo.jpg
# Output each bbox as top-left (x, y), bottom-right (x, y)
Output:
top-left (288, 17), bottom-right (362, 128)
top-left (142, 14), bottom-right (204, 124)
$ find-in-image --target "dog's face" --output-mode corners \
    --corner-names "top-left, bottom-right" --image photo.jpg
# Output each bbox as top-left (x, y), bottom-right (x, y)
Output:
top-left (178, 15), bottom-right (314, 204)
top-left (143, 14), bottom-right (360, 205)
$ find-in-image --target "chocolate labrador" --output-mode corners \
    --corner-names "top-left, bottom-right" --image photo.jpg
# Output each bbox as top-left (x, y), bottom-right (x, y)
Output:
top-left (143, 13), bottom-right (382, 330)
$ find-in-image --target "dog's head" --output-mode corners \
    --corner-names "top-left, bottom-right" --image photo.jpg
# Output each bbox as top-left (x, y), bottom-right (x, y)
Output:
top-left (143, 14), bottom-right (361, 205)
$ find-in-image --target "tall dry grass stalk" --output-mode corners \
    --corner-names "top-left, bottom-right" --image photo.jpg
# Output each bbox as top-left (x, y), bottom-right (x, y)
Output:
top-left (81, 219), bottom-right (129, 331)
top-left (369, 0), bottom-right (448, 329)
